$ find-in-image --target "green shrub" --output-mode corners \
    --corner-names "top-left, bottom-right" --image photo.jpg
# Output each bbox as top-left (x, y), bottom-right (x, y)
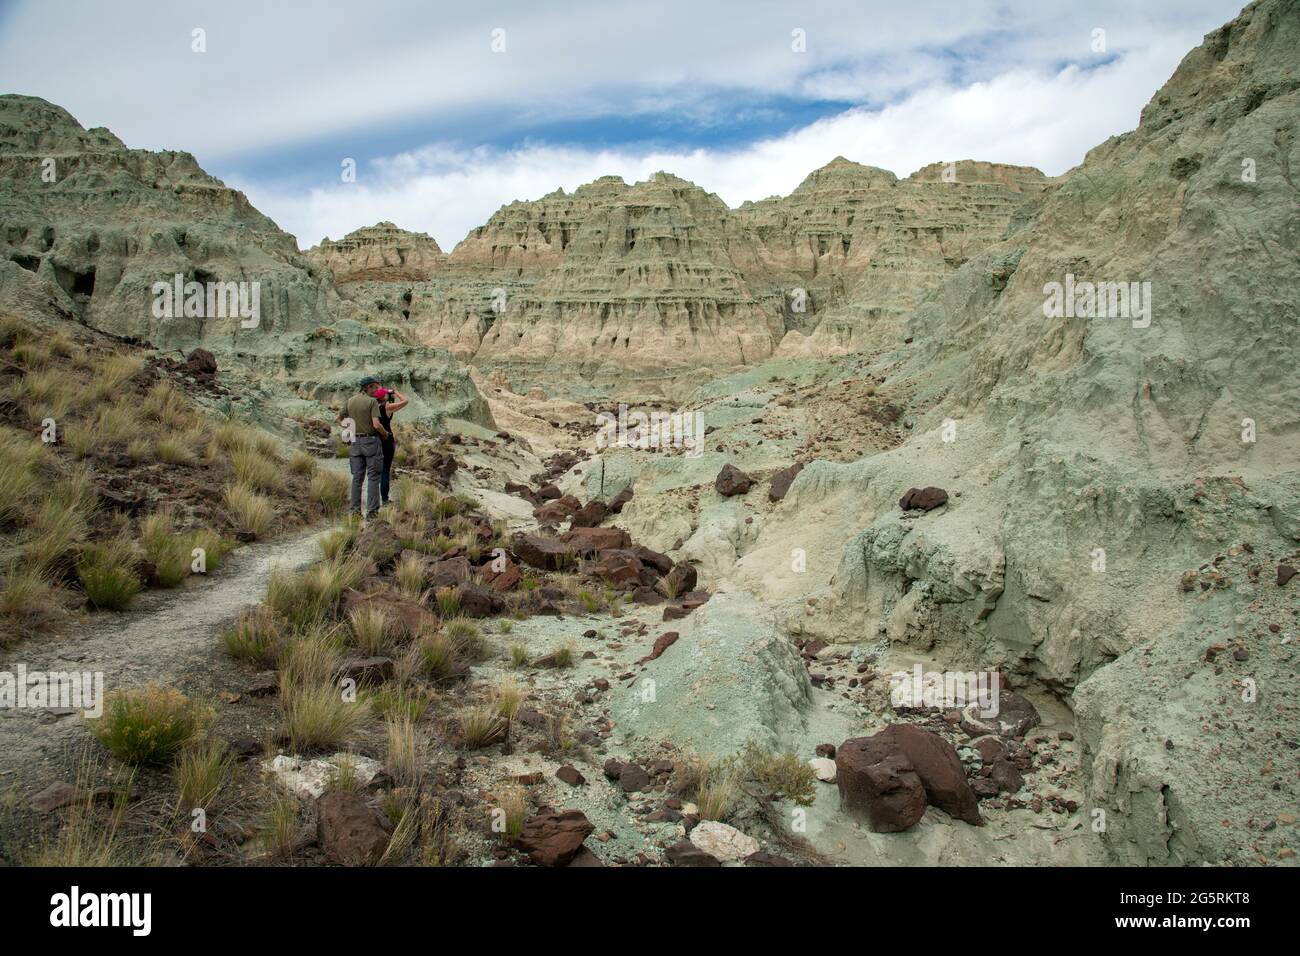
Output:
top-left (77, 539), bottom-right (141, 610)
top-left (93, 684), bottom-right (208, 765)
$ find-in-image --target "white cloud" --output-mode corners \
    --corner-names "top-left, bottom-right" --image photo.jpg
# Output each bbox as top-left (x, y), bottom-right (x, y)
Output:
top-left (0, 0), bottom-right (1242, 159)
top-left (235, 33), bottom-right (1198, 251)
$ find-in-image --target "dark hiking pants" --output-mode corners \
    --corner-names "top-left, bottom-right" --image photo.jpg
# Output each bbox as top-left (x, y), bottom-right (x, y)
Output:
top-left (349, 435), bottom-right (384, 515)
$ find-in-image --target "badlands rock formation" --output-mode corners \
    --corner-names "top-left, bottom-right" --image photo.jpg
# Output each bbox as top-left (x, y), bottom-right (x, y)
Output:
top-left (306, 221), bottom-right (445, 284)
top-left (606, 0), bottom-right (1298, 864)
top-left (328, 160), bottom-right (1045, 398)
top-left (0, 97), bottom-right (490, 431)
top-left (0, 0), bottom-right (1294, 870)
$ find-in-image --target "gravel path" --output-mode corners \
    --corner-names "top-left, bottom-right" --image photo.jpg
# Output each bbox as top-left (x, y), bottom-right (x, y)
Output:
top-left (0, 524), bottom-right (331, 787)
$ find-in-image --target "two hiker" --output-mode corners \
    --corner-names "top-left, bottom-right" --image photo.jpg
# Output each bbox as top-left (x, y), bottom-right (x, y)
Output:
top-left (336, 376), bottom-right (406, 517)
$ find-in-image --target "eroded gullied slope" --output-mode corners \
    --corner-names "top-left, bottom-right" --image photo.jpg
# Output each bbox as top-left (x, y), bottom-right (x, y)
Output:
top-left (0, 95), bottom-right (492, 430)
top-left (777, 0), bottom-right (1300, 864)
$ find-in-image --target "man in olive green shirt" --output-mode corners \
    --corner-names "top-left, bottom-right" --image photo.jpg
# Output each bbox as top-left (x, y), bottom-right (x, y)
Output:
top-left (336, 376), bottom-right (391, 516)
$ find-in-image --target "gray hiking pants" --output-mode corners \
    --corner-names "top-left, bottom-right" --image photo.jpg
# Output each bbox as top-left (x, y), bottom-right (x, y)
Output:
top-left (349, 435), bottom-right (384, 515)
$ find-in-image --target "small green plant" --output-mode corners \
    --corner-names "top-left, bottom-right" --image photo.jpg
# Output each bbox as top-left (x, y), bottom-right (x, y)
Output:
top-left (395, 553), bottom-right (426, 598)
top-left (549, 640), bottom-right (576, 669)
top-left (140, 510), bottom-right (191, 588)
top-left (231, 447), bottom-right (283, 493)
top-left (190, 528), bottom-right (234, 573)
top-left (223, 483), bottom-right (274, 539)
top-left (695, 770), bottom-right (738, 821)
top-left (577, 589), bottom-right (601, 614)
top-left (0, 562), bottom-right (58, 635)
top-left (77, 539), bottom-right (141, 611)
top-left (738, 744), bottom-right (818, 806)
top-left (455, 705), bottom-right (506, 749)
top-left (490, 678), bottom-right (526, 721)
top-left (310, 469), bottom-right (349, 512)
top-left (221, 606), bottom-right (284, 667)
top-left (434, 586), bottom-right (459, 617)
top-left (289, 450), bottom-right (317, 476)
top-left (365, 687), bottom-right (429, 722)
top-left (384, 715), bottom-right (424, 788)
top-left (93, 684), bottom-right (208, 765)
top-left (318, 525), bottom-right (356, 560)
top-left (495, 785), bottom-right (527, 842)
top-left (155, 437), bottom-right (195, 465)
top-left (418, 632), bottom-right (462, 683)
top-left (509, 644), bottom-right (529, 669)
top-left (176, 739), bottom-right (232, 811)
top-left (348, 604), bottom-right (391, 655)
top-left (264, 793), bottom-right (300, 859)
top-left (497, 619), bottom-right (513, 635)
top-left (278, 626), bottom-right (343, 688)
top-left (282, 682), bottom-right (367, 752)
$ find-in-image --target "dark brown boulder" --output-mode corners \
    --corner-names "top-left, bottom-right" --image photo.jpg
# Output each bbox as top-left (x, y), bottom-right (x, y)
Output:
top-left (899, 486), bottom-right (949, 512)
top-left (428, 555), bottom-right (471, 589)
top-left (504, 481), bottom-right (539, 504)
top-left (455, 583), bottom-right (505, 618)
top-left (514, 534), bottom-right (573, 570)
top-left (560, 527), bottom-right (631, 554)
top-left (618, 763), bottom-right (652, 793)
top-left (608, 487), bottom-right (634, 514)
top-left (534, 495), bottom-right (580, 524)
top-left (516, 809), bottom-right (594, 866)
top-left (565, 846), bottom-right (605, 867)
top-left (185, 347), bottom-right (218, 376)
top-left (970, 735), bottom-right (1007, 765)
top-left (715, 463), bottom-right (755, 497)
top-left (665, 840), bottom-right (719, 866)
top-left (745, 851), bottom-right (794, 867)
top-left (337, 656), bottom-right (395, 686)
top-left (631, 585), bottom-right (663, 605)
top-left (836, 725), bottom-right (982, 831)
top-left (768, 462), bottom-right (805, 502)
top-left (589, 550), bottom-right (644, 588)
top-left (836, 747), bottom-right (926, 832)
top-left (570, 500), bottom-right (608, 528)
top-left (632, 545), bottom-right (673, 576)
top-left (341, 588), bottom-right (435, 639)
top-left (1279, 564), bottom-right (1296, 586)
top-left (478, 557), bottom-right (522, 593)
top-left (317, 790), bottom-right (392, 866)
top-left (990, 758), bottom-right (1025, 794)
top-left (536, 484), bottom-right (562, 500)
top-left (555, 765), bottom-right (586, 787)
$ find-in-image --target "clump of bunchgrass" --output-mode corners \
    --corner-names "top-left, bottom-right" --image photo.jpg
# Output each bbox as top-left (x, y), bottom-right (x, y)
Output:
top-left (76, 537), bottom-right (141, 611)
top-left (92, 684), bottom-right (209, 765)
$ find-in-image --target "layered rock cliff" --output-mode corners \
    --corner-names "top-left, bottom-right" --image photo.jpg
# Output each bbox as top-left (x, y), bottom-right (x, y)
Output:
top-left (329, 160), bottom-right (1046, 397)
top-left (306, 221), bottom-right (445, 284)
top-left (0, 96), bottom-right (491, 429)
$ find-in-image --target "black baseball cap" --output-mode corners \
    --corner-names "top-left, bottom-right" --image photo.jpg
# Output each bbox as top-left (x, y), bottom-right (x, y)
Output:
top-left (359, 375), bottom-right (379, 387)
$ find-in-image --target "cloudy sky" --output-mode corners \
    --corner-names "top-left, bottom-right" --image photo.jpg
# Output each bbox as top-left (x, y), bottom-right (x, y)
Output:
top-left (0, 0), bottom-right (1244, 250)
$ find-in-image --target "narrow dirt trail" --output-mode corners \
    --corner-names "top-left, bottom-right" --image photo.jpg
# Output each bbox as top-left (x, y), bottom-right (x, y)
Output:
top-left (0, 523), bottom-right (331, 784)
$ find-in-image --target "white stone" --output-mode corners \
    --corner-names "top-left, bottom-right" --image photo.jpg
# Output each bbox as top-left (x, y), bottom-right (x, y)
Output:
top-left (263, 753), bottom-right (383, 799)
top-left (809, 757), bottom-right (837, 782)
top-left (689, 820), bottom-right (759, 862)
